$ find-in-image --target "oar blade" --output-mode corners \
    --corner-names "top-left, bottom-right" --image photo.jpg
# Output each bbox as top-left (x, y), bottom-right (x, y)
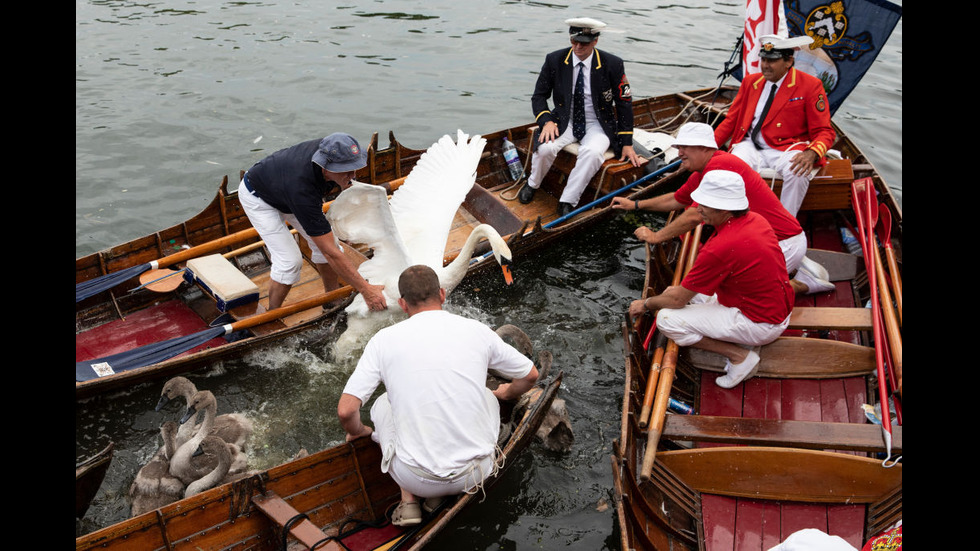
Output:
top-left (76, 263), bottom-right (152, 302)
top-left (75, 326), bottom-right (227, 382)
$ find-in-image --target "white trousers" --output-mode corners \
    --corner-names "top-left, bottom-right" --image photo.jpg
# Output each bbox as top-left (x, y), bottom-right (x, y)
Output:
top-left (731, 139), bottom-right (811, 216)
top-left (527, 123), bottom-right (610, 206)
top-left (238, 179), bottom-right (327, 285)
top-left (370, 393), bottom-right (496, 499)
top-left (656, 294), bottom-right (791, 348)
top-left (779, 231), bottom-right (807, 275)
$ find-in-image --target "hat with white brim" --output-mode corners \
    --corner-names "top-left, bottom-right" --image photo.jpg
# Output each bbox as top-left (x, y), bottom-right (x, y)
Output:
top-left (690, 169), bottom-right (749, 210)
top-left (673, 122), bottom-right (718, 149)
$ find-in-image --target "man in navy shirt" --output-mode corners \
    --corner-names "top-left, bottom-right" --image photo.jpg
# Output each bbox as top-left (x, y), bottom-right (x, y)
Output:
top-left (239, 133), bottom-right (387, 311)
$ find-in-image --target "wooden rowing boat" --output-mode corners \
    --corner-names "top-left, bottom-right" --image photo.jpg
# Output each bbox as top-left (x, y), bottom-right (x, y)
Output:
top-left (76, 366), bottom-right (563, 551)
top-left (75, 88), bottom-right (736, 401)
top-left (611, 121), bottom-right (902, 547)
top-left (76, 442), bottom-right (114, 519)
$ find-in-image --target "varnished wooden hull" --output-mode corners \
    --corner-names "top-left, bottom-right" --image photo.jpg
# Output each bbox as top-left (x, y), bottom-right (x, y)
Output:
top-left (611, 116), bottom-right (902, 549)
top-left (76, 442), bottom-right (114, 520)
top-left (76, 372), bottom-right (563, 551)
top-left (75, 88), bottom-right (740, 400)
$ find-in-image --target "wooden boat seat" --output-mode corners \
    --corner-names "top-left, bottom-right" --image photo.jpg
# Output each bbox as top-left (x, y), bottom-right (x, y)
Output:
top-left (789, 307), bottom-right (872, 331)
top-left (251, 491), bottom-right (344, 551)
top-left (662, 414), bottom-right (901, 453)
top-left (560, 127), bottom-right (677, 163)
top-left (762, 158), bottom-right (855, 211)
top-left (657, 446), bottom-right (902, 503)
top-left (184, 254), bottom-right (260, 312)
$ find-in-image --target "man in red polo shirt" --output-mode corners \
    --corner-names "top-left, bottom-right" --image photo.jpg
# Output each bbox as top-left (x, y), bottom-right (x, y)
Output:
top-left (613, 122), bottom-right (832, 294)
top-left (628, 170), bottom-right (794, 388)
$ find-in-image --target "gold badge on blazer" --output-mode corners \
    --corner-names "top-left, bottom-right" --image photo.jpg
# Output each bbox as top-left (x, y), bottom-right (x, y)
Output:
top-left (816, 94), bottom-right (827, 112)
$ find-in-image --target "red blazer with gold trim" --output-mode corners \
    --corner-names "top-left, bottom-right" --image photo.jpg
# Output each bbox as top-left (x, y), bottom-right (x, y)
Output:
top-left (714, 68), bottom-right (835, 159)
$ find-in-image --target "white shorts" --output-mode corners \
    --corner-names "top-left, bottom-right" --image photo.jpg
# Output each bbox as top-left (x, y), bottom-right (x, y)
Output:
top-left (656, 294), bottom-right (791, 348)
top-left (238, 178), bottom-right (328, 285)
top-left (370, 392), bottom-right (497, 499)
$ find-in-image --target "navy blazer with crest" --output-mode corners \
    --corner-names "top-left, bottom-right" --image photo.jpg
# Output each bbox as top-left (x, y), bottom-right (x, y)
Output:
top-left (530, 47), bottom-right (634, 156)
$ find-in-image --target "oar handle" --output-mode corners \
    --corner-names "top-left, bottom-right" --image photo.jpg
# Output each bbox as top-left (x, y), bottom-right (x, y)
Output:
top-left (155, 227), bottom-right (261, 269)
top-left (637, 344), bottom-right (666, 429)
top-left (639, 340), bottom-right (680, 481)
top-left (228, 286), bottom-right (354, 332)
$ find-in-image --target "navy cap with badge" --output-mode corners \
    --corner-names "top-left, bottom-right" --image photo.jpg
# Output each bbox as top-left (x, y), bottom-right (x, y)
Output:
top-left (566, 17), bottom-right (606, 43)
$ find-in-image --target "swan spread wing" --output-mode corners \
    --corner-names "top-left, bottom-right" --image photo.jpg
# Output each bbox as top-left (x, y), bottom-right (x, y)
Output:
top-left (326, 181), bottom-right (413, 290)
top-left (389, 130), bottom-right (487, 268)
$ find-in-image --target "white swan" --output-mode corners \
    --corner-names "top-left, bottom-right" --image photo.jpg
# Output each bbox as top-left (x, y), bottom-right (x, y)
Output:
top-left (156, 376), bottom-right (253, 451)
top-left (327, 130), bottom-right (514, 354)
top-left (169, 390), bottom-right (248, 486)
top-left (129, 421), bottom-right (185, 517)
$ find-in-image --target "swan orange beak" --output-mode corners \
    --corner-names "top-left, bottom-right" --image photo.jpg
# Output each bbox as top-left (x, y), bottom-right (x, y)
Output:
top-left (500, 261), bottom-right (514, 285)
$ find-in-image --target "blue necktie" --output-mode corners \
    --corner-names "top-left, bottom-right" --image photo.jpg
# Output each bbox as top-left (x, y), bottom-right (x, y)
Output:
top-left (573, 62), bottom-right (586, 141)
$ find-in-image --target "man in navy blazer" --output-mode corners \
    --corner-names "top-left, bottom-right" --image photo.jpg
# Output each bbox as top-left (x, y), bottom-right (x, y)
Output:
top-left (518, 18), bottom-right (640, 216)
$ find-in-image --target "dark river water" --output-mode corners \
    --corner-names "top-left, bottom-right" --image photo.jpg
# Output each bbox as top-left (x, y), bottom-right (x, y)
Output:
top-left (76, 1), bottom-right (901, 547)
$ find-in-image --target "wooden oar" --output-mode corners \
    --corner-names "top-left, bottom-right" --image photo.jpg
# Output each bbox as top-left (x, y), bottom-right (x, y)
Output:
top-left (851, 179), bottom-right (900, 466)
top-left (861, 187), bottom-right (902, 398)
top-left (876, 206), bottom-right (902, 324)
top-left (872, 224), bottom-right (903, 397)
top-left (76, 226), bottom-right (264, 302)
top-left (638, 334), bottom-right (667, 429)
top-left (76, 285), bottom-right (354, 382)
top-left (637, 230), bottom-right (692, 426)
top-left (135, 230), bottom-right (301, 293)
top-left (639, 224), bottom-right (701, 481)
top-left (77, 180), bottom-right (404, 303)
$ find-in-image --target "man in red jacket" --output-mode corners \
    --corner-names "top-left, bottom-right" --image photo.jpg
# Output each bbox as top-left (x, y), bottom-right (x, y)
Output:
top-left (714, 34), bottom-right (835, 216)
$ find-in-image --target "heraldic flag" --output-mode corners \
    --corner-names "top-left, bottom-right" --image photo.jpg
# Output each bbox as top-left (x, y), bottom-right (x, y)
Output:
top-left (741, 0), bottom-right (902, 115)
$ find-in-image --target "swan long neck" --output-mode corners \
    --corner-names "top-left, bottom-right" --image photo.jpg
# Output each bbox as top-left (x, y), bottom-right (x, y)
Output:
top-left (445, 224), bottom-right (509, 272)
top-left (184, 455), bottom-right (229, 497)
top-left (171, 399), bottom-right (216, 478)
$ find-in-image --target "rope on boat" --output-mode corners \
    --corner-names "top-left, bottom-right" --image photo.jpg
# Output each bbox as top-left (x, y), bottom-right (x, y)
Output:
top-left (880, 427), bottom-right (901, 468)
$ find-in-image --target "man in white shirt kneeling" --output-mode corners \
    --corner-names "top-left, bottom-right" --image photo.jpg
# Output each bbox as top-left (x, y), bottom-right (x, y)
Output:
top-left (337, 265), bottom-right (539, 526)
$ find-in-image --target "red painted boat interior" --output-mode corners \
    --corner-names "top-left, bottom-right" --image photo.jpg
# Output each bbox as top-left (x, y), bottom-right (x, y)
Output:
top-left (75, 299), bottom-right (227, 362)
top-left (697, 211), bottom-right (870, 550)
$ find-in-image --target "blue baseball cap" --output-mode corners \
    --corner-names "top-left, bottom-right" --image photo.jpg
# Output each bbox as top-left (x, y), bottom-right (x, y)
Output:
top-left (312, 133), bottom-right (368, 172)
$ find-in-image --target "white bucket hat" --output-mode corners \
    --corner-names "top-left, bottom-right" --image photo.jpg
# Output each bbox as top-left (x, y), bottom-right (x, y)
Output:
top-left (673, 122), bottom-right (718, 149)
top-left (690, 170), bottom-right (748, 210)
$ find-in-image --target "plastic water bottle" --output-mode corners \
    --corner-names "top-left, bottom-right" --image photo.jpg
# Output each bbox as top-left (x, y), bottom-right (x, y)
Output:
top-left (502, 138), bottom-right (523, 182)
top-left (840, 227), bottom-right (863, 256)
